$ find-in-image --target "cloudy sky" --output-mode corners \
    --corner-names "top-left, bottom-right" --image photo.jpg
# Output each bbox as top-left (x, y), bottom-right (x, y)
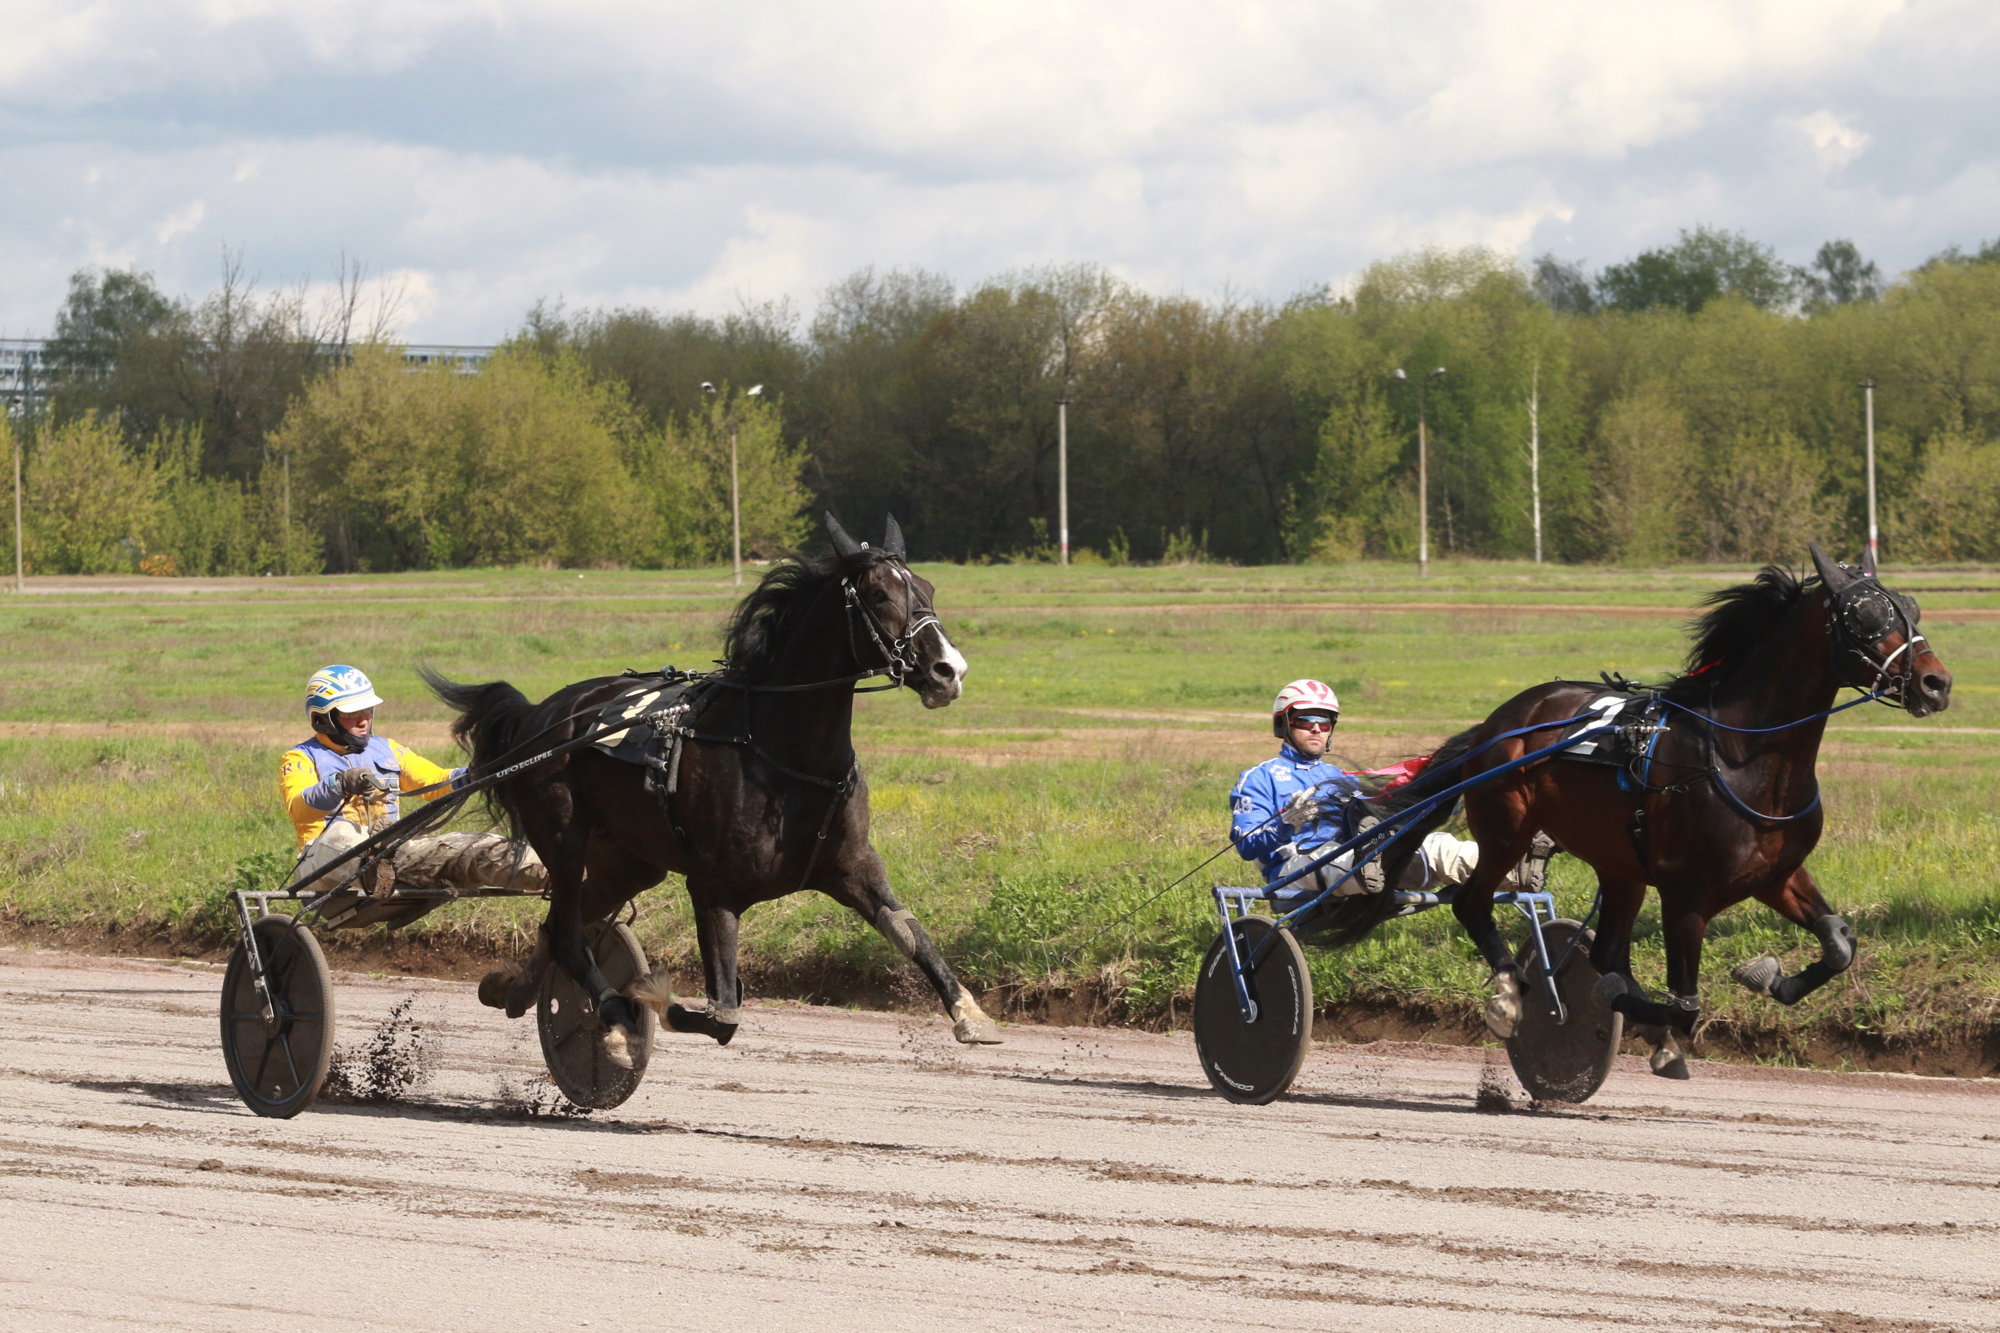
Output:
top-left (4, 0), bottom-right (1997, 344)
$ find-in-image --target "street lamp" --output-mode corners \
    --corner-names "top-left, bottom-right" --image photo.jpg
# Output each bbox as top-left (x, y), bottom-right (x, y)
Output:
top-left (1859, 379), bottom-right (1879, 573)
top-left (1391, 366), bottom-right (1446, 578)
top-left (1057, 396), bottom-right (1071, 565)
top-left (703, 381), bottom-right (764, 585)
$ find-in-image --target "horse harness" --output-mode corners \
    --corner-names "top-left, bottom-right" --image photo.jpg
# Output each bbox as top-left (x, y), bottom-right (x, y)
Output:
top-left (586, 557), bottom-right (941, 893)
top-left (1554, 565), bottom-right (1923, 875)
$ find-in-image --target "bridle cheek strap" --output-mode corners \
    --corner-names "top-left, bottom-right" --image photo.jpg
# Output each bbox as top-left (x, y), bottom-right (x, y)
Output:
top-left (841, 562), bottom-right (941, 689)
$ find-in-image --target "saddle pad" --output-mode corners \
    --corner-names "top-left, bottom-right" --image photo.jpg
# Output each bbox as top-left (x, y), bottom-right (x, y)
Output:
top-left (591, 677), bottom-right (701, 765)
top-left (1555, 694), bottom-right (1639, 765)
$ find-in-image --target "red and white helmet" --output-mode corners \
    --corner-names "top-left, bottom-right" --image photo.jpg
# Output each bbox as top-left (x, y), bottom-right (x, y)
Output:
top-left (1272, 678), bottom-right (1340, 738)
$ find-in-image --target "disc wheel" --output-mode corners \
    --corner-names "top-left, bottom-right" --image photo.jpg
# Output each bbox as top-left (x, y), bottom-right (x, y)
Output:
top-left (220, 915), bottom-right (335, 1118)
top-left (1506, 918), bottom-right (1623, 1104)
top-left (1193, 916), bottom-right (1313, 1105)
top-left (537, 921), bottom-right (654, 1110)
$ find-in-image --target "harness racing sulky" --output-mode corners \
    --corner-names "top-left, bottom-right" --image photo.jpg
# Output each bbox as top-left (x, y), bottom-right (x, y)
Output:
top-left (1194, 544), bottom-right (1951, 1106)
top-left (219, 514), bottom-right (993, 1118)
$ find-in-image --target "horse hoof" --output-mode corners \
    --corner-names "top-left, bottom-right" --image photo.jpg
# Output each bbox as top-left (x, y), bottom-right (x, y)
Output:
top-left (1483, 970), bottom-right (1522, 1041)
top-left (1650, 1047), bottom-right (1691, 1080)
top-left (602, 1025), bottom-right (635, 1071)
top-left (1732, 956), bottom-right (1782, 996)
top-left (478, 964), bottom-right (522, 1011)
top-left (666, 1002), bottom-right (709, 1035)
top-left (953, 1017), bottom-right (1003, 1045)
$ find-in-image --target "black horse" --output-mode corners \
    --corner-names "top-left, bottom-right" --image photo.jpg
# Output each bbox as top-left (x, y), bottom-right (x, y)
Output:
top-left (424, 515), bottom-right (999, 1070)
top-left (1360, 545), bottom-right (1951, 1077)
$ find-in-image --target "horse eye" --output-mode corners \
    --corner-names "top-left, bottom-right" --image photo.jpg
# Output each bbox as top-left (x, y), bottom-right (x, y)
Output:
top-left (870, 589), bottom-right (891, 605)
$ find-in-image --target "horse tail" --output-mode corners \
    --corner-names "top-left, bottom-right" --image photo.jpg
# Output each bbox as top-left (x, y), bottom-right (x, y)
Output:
top-left (1368, 725), bottom-right (1482, 896)
top-left (1293, 727), bottom-right (1483, 952)
top-left (419, 666), bottom-right (535, 836)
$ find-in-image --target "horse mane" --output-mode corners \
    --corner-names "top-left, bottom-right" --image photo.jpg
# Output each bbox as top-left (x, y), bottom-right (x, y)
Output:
top-left (721, 547), bottom-right (883, 679)
top-left (1664, 564), bottom-right (1817, 697)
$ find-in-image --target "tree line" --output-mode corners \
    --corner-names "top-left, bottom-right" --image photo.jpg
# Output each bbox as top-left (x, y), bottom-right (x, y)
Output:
top-left (7, 227), bottom-right (2000, 574)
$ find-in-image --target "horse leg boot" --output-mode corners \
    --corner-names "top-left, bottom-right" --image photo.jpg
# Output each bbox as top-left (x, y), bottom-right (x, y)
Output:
top-left (1734, 914), bottom-right (1856, 1005)
top-left (1449, 877), bottom-right (1523, 1040)
top-left (855, 886), bottom-right (999, 1044)
top-left (482, 923), bottom-right (552, 1018)
top-left (644, 899), bottom-right (742, 1045)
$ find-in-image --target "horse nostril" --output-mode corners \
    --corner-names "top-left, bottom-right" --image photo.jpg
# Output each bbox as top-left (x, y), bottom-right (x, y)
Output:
top-left (931, 661), bottom-right (956, 681)
top-left (1924, 673), bottom-right (1951, 698)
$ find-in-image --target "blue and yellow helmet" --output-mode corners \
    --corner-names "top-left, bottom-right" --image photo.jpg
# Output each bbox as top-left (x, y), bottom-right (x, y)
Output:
top-left (306, 665), bottom-right (384, 724)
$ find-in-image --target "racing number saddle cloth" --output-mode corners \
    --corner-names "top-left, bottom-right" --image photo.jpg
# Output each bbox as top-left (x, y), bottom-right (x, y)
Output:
top-left (590, 668), bottom-right (715, 776)
top-left (1551, 687), bottom-right (1671, 794)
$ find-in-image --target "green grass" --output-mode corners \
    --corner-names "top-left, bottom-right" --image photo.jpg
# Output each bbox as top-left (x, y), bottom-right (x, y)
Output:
top-left (3, 559), bottom-right (1998, 1059)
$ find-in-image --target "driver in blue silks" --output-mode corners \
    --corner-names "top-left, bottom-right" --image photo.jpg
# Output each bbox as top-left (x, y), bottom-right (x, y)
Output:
top-left (1231, 679), bottom-right (1546, 897)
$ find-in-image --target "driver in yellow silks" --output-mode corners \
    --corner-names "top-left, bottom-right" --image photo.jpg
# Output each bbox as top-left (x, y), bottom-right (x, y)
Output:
top-left (280, 665), bottom-right (545, 897)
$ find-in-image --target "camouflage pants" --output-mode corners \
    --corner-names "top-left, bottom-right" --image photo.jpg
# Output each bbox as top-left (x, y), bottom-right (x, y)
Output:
top-left (295, 821), bottom-right (547, 895)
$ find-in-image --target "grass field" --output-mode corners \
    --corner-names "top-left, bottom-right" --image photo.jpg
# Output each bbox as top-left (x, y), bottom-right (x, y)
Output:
top-left (3, 558), bottom-right (1997, 1068)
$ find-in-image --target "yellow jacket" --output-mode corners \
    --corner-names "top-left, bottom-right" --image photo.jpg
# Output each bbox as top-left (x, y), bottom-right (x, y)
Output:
top-left (279, 734), bottom-right (464, 850)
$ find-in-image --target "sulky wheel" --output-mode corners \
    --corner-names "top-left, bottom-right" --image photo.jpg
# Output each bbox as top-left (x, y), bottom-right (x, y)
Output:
top-left (1193, 916), bottom-right (1313, 1105)
top-left (537, 920), bottom-right (655, 1110)
top-left (220, 915), bottom-right (336, 1118)
top-left (1506, 918), bottom-right (1623, 1104)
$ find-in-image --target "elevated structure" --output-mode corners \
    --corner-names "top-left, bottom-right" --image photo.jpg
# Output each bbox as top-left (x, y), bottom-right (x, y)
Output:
top-left (0, 339), bottom-right (493, 408)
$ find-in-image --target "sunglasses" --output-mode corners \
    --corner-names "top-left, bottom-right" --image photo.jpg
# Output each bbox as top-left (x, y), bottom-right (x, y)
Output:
top-left (1291, 716), bottom-right (1335, 732)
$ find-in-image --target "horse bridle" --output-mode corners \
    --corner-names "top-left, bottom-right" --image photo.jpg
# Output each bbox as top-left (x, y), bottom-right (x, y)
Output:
top-left (841, 556), bottom-right (944, 690)
top-left (1826, 573), bottom-right (1926, 703)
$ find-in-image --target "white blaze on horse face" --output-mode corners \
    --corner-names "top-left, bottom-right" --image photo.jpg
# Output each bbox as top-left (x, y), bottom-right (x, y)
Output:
top-left (933, 624), bottom-right (968, 701)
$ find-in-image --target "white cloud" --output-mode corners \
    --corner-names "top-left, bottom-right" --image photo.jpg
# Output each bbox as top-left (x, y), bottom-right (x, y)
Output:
top-left (2, 0), bottom-right (1998, 340)
top-left (1786, 110), bottom-right (1872, 167)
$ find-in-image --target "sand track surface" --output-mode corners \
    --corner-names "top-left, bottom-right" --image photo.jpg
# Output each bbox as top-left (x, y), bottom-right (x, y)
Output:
top-left (3, 946), bottom-right (1997, 1332)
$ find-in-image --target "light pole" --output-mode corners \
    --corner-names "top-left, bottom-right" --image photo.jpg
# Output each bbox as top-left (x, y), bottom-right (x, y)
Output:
top-left (1057, 397), bottom-right (1070, 565)
top-left (702, 381), bottom-right (763, 585)
top-left (1391, 366), bottom-right (1446, 578)
top-left (7, 393), bottom-right (21, 594)
top-left (1859, 379), bottom-right (1879, 572)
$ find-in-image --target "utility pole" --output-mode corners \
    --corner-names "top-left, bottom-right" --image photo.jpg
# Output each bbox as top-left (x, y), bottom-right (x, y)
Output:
top-left (704, 380), bottom-right (762, 585)
top-left (1856, 376), bottom-right (1872, 568)
top-left (9, 394), bottom-right (22, 594)
top-left (282, 451), bottom-right (292, 578)
top-left (1057, 398), bottom-right (1070, 565)
top-left (1527, 360), bottom-right (1543, 565)
top-left (1392, 366), bottom-right (1446, 578)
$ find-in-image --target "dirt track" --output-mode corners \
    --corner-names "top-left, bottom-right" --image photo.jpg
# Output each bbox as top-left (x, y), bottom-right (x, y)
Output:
top-left (3, 947), bottom-right (1998, 1332)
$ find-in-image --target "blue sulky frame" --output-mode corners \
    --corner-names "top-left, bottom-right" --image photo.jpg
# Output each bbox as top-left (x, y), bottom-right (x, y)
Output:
top-left (1211, 720), bottom-right (1621, 1026)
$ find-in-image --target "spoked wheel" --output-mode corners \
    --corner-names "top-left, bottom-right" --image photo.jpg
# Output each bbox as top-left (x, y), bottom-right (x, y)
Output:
top-left (1193, 916), bottom-right (1313, 1105)
top-left (1507, 918), bottom-right (1623, 1104)
top-left (220, 915), bottom-right (335, 1118)
top-left (536, 921), bottom-right (655, 1110)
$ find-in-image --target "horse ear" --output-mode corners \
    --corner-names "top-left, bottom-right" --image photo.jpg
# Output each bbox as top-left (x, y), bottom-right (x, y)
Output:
top-left (882, 513), bottom-right (906, 557)
top-left (1808, 542), bottom-right (1850, 593)
top-left (825, 512), bottom-right (862, 559)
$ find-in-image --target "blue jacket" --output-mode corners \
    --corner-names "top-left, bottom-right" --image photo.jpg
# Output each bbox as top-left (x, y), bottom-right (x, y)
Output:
top-left (1230, 744), bottom-right (1364, 883)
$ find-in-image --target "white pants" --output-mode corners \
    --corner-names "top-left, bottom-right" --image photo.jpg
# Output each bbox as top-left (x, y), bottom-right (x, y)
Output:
top-left (294, 820), bottom-right (547, 895)
top-left (1279, 831), bottom-right (1489, 897)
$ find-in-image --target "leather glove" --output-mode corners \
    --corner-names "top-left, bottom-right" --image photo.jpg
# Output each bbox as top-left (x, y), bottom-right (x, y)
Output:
top-left (336, 767), bottom-right (386, 797)
top-left (1279, 786), bottom-right (1323, 832)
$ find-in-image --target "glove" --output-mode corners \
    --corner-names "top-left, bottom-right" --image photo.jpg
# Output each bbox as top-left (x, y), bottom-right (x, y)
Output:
top-left (1279, 786), bottom-right (1323, 832)
top-left (336, 767), bottom-right (386, 797)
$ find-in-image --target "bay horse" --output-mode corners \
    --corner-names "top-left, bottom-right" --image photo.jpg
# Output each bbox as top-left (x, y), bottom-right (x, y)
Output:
top-left (1366, 545), bottom-right (1950, 1078)
top-left (423, 514), bottom-right (1001, 1070)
